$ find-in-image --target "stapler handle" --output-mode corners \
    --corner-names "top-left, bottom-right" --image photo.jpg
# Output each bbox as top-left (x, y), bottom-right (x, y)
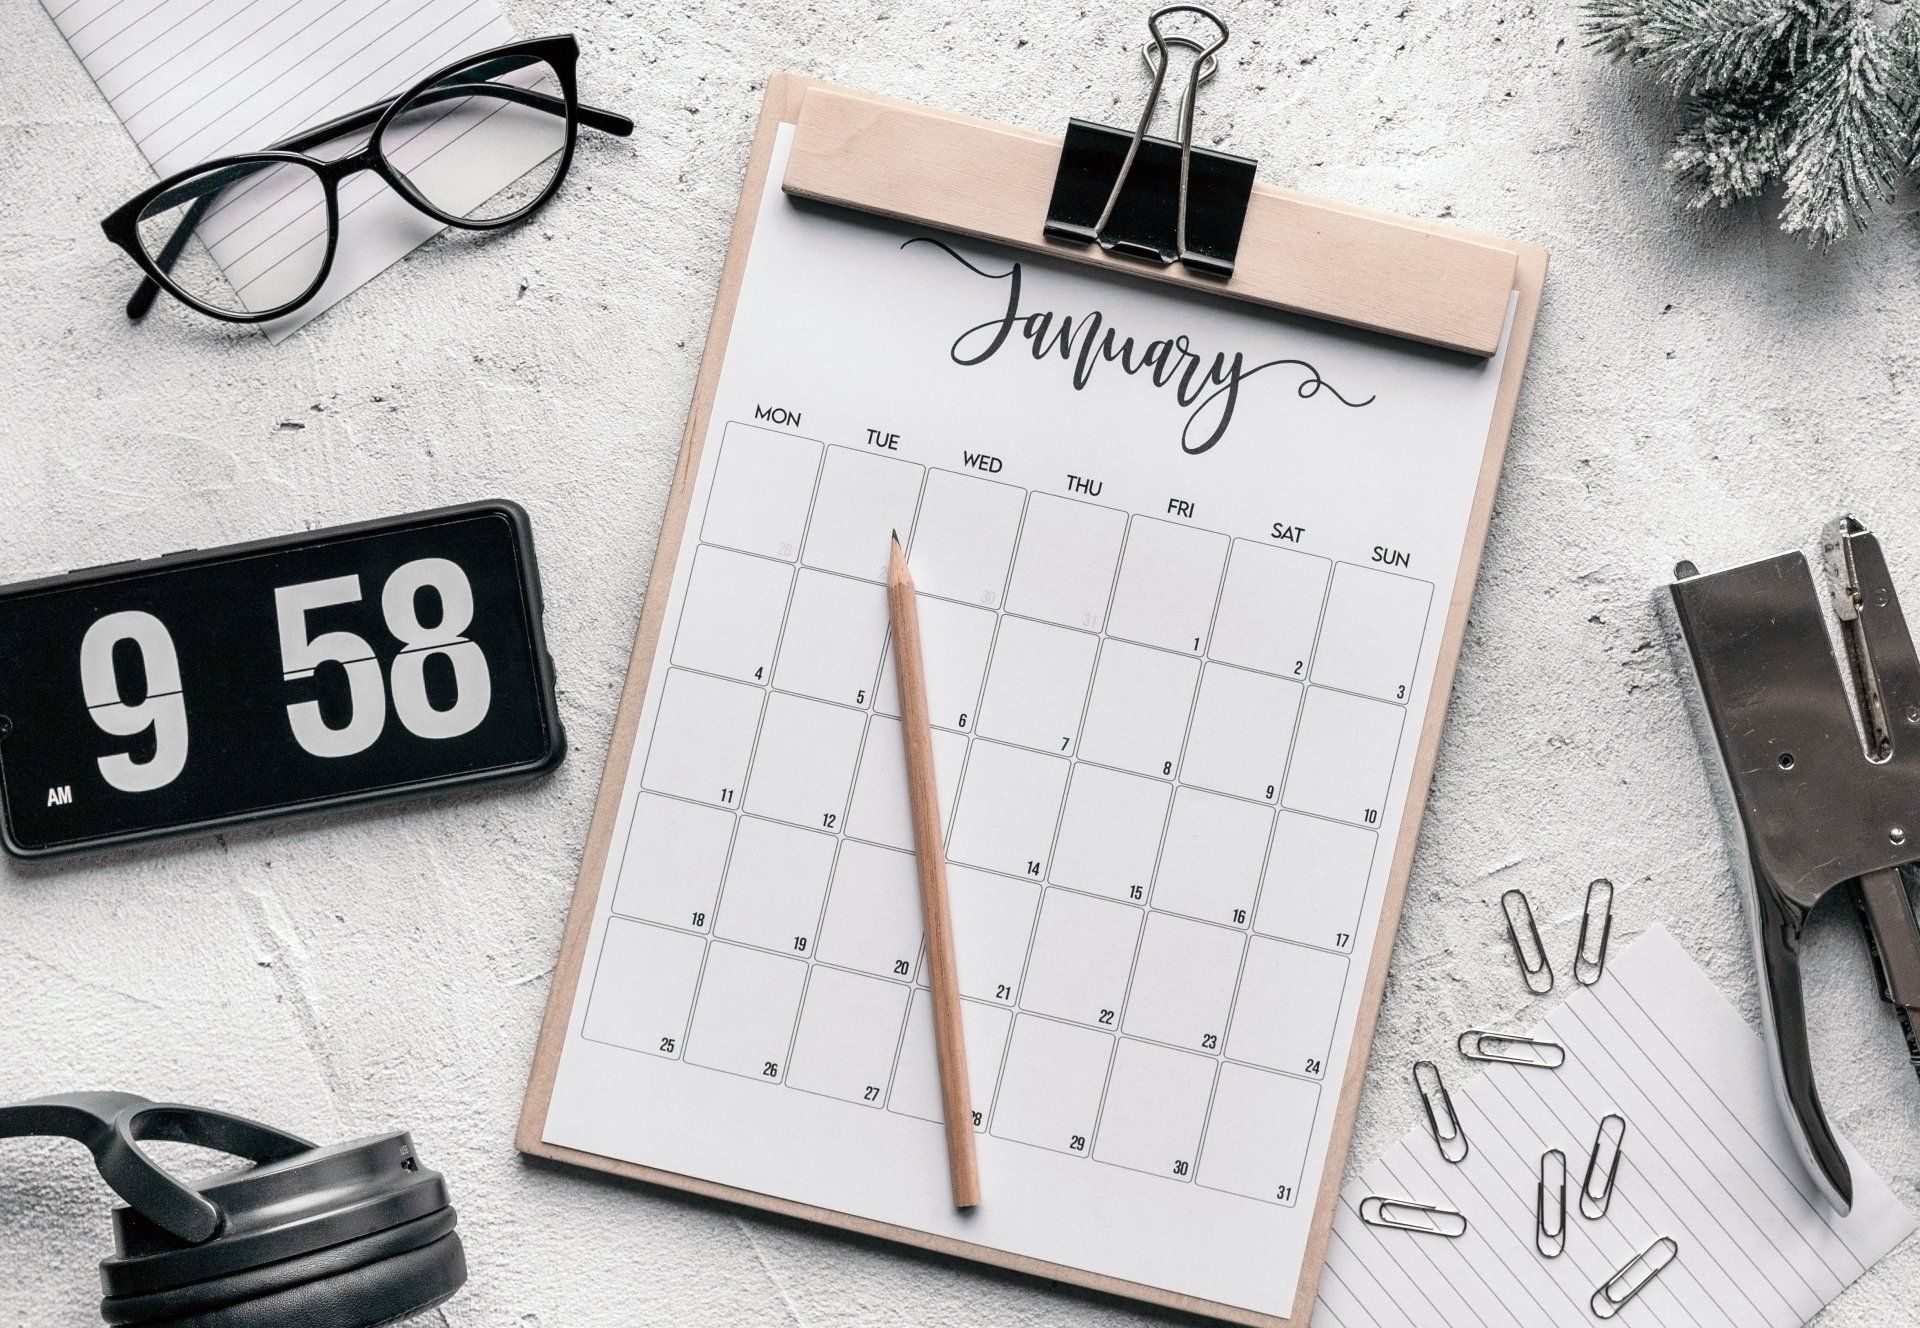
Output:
top-left (1672, 524), bottom-right (1920, 1214)
top-left (1750, 875), bottom-right (1854, 1212)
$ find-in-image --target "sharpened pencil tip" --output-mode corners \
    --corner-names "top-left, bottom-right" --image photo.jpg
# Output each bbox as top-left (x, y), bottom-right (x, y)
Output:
top-left (891, 529), bottom-right (901, 544)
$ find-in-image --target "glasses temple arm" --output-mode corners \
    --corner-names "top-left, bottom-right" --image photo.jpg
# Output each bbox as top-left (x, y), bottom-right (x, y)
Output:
top-left (268, 55), bottom-right (526, 150)
top-left (394, 54), bottom-right (632, 133)
top-left (126, 72), bottom-right (633, 318)
top-left (331, 81), bottom-right (633, 137)
top-left (416, 54), bottom-right (633, 135)
top-left (275, 74), bottom-right (631, 153)
top-left (126, 185), bottom-right (221, 320)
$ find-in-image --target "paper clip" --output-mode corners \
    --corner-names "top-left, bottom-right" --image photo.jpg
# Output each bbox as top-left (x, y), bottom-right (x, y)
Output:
top-left (1457, 1030), bottom-right (1566, 1069)
top-left (1591, 1236), bottom-right (1679, 1318)
top-left (1536, 1148), bottom-right (1567, 1257)
top-left (1580, 1112), bottom-right (1628, 1219)
top-left (1575, 878), bottom-right (1615, 986)
top-left (1502, 888), bottom-right (1554, 994)
top-left (1413, 1060), bottom-right (1469, 1163)
top-left (1358, 1196), bottom-right (1468, 1238)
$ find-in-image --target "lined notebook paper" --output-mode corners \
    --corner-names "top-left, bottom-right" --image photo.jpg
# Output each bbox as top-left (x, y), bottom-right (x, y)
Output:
top-left (43, 0), bottom-right (523, 339)
top-left (1312, 926), bottom-right (1916, 1327)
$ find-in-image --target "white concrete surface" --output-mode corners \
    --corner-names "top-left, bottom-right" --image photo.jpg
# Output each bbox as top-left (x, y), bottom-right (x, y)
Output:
top-left (5, 1), bottom-right (1920, 1323)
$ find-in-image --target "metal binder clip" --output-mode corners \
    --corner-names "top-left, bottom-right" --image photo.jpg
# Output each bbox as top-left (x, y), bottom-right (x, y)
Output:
top-left (1670, 515), bottom-right (1920, 1215)
top-left (1591, 1236), bottom-right (1679, 1318)
top-left (1412, 1060), bottom-right (1469, 1163)
top-left (1501, 888), bottom-right (1554, 994)
top-left (1457, 1030), bottom-right (1565, 1069)
top-left (1536, 1149), bottom-right (1567, 1258)
top-left (1358, 1196), bottom-right (1468, 1237)
top-left (1579, 1113), bottom-right (1626, 1219)
top-left (1575, 878), bottom-right (1615, 986)
top-left (1044, 4), bottom-right (1256, 278)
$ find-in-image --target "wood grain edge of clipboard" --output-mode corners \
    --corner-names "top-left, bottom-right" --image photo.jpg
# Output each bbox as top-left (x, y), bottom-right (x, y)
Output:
top-left (515, 70), bottom-right (1550, 1328)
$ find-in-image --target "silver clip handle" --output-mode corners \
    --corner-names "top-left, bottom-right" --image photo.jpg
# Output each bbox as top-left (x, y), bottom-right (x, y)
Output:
top-left (1093, 4), bottom-right (1230, 262)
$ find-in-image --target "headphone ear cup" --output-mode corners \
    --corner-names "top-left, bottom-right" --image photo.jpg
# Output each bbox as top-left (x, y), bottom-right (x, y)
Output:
top-left (101, 1212), bottom-right (465, 1328)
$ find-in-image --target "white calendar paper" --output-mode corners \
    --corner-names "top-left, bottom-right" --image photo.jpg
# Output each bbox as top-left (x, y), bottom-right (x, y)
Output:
top-left (541, 125), bottom-right (1516, 1320)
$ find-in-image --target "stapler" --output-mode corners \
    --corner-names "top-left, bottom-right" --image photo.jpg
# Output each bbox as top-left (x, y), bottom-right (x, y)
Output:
top-left (1669, 516), bottom-right (1920, 1214)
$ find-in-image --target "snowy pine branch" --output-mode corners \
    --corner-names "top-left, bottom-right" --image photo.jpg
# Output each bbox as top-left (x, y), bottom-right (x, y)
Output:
top-left (1667, 78), bottom-right (1794, 206)
top-left (1612, 0), bottom-right (1822, 95)
top-left (1585, 0), bottom-right (1920, 241)
top-left (1778, 9), bottom-right (1913, 242)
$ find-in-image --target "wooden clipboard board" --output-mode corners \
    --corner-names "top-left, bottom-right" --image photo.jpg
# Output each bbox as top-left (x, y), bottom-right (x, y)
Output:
top-left (519, 70), bottom-right (1548, 1327)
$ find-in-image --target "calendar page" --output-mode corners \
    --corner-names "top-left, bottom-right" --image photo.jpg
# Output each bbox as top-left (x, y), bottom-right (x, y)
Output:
top-left (540, 124), bottom-right (1516, 1320)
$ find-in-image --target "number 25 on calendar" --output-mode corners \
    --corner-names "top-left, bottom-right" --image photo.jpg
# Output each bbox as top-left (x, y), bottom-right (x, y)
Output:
top-left (80, 557), bottom-right (493, 793)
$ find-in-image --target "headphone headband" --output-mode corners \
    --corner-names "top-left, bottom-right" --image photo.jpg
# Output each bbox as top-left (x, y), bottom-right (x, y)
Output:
top-left (0, 1092), bottom-right (314, 1244)
top-left (0, 1090), bottom-right (464, 1325)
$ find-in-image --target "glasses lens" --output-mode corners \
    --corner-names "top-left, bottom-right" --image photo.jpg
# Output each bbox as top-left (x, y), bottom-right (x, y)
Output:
top-left (135, 159), bottom-right (329, 316)
top-left (380, 54), bottom-right (570, 223)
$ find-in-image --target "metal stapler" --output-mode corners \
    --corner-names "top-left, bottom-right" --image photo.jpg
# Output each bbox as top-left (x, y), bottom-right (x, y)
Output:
top-left (1669, 516), bottom-right (1920, 1214)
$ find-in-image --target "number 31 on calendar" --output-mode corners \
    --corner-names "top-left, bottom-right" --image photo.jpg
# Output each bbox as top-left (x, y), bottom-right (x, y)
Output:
top-left (0, 503), bottom-right (565, 859)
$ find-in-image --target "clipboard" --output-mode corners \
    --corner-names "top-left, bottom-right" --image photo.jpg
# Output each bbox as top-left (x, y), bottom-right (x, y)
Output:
top-left (520, 54), bottom-right (1546, 1328)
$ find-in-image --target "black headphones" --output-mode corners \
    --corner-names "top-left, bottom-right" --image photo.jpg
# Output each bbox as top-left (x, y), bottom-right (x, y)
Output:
top-left (0, 1092), bottom-right (465, 1327)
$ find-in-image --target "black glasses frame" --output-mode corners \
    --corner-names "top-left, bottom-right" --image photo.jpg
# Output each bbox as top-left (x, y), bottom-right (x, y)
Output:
top-left (100, 34), bottom-right (634, 325)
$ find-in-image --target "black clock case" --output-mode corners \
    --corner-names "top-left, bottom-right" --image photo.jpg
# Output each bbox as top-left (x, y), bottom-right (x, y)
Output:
top-left (0, 499), bottom-right (567, 859)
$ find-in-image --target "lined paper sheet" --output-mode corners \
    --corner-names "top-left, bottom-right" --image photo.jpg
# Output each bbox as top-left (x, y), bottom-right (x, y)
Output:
top-left (1312, 926), bottom-right (1916, 1327)
top-left (43, 0), bottom-right (525, 339)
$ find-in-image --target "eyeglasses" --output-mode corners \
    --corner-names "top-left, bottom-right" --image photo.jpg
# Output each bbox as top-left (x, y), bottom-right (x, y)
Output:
top-left (100, 34), bottom-right (633, 325)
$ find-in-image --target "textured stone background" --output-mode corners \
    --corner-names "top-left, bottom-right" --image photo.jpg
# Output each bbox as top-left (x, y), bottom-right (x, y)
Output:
top-left (5, 0), bottom-right (1920, 1323)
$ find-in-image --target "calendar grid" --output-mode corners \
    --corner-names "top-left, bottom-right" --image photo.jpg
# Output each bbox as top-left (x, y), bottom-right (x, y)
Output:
top-left (883, 470), bottom-right (1028, 617)
top-left (769, 568), bottom-right (892, 707)
top-left (1222, 536), bottom-right (1336, 689)
top-left (778, 958), bottom-right (816, 1088)
top-left (586, 755), bottom-right (1389, 946)
top-left (590, 423), bottom-right (1433, 1202)
top-left (578, 918), bottom-right (708, 1061)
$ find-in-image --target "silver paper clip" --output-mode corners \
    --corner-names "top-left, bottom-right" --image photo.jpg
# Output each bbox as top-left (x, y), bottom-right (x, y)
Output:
top-left (1358, 1196), bottom-right (1468, 1237)
top-left (1457, 1030), bottom-right (1566, 1069)
top-left (1502, 888), bottom-right (1554, 994)
top-left (1580, 1112), bottom-right (1628, 1219)
top-left (1536, 1148), bottom-right (1567, 1258)
top-left (1575, 878), bottom-right (1615, 986)
top-left (1413, 1060), bottom-right (1469, 1163)
top-left (1591, 1236), bottom-right (1679, 1318)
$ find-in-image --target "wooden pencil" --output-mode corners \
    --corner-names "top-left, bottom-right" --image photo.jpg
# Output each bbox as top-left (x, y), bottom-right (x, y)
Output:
top-left (887, 531), bottom-right (982, 1209)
